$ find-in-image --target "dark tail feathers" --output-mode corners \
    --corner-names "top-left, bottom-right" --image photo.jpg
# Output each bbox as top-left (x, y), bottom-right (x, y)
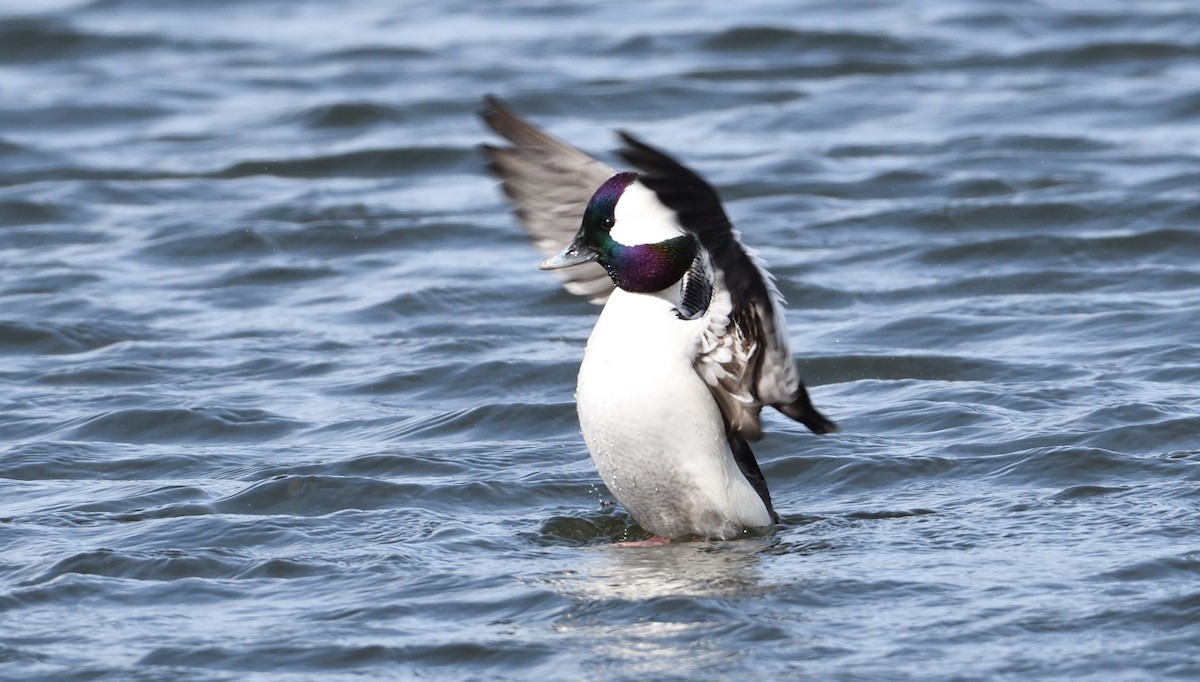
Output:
top-left (777, 383), bottom-right (838, 435)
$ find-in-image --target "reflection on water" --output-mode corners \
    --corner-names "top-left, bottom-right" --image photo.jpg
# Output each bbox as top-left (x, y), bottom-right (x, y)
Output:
top-left (543, 541), bottom-right (774, 677)
top-left (577, 539), bottom-right (770, 600)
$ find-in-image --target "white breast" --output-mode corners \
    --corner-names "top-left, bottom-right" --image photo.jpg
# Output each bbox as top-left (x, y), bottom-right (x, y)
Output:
top-left (574, 286), bottom-right (773, 539)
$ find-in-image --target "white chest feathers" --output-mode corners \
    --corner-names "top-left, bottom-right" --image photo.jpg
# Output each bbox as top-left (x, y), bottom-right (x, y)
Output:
top-left (574, 287), bottom-right (773, 539)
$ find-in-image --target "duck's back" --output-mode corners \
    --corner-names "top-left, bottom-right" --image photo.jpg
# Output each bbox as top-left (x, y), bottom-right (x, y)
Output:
top-left (575, 288), bottom-right (773, 539)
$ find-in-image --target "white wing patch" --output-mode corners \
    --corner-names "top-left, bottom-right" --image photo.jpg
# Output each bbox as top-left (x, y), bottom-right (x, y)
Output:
top-left (741, 241), bottom-right (803, 406)
top-left (694, 249), bottom-right (803, 441)
top-left (696, 284), bottom-right (766, 439)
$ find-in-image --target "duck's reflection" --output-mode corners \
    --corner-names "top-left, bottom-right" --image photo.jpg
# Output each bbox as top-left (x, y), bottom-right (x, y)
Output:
top-left (578, 539), bottom-right (770, 600)
top-left (546, 539), bottom-right (777, 677)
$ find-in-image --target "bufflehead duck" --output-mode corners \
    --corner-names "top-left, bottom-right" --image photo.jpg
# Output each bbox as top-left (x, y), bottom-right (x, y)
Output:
top-left (481, 96), bottom-right (836, 542)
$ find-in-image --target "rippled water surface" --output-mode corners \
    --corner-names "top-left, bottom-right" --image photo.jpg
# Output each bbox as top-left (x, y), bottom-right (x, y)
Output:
top-left (3, 1), bottom-right (1200, 679)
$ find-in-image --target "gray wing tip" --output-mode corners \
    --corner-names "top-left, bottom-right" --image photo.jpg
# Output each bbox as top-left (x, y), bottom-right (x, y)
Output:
top-left (478, 94), bottom-right (531, 143)
top-left (479, 94), bottom-right (597, 164)
top-left (479, 94), bottom-right (511, 128)
top-left (479, 95), bottom-right (617, 306)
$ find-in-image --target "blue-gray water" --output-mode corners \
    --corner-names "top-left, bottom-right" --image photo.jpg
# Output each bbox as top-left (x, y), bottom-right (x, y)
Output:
top-left (3, 1), bottom-right (1200, 679)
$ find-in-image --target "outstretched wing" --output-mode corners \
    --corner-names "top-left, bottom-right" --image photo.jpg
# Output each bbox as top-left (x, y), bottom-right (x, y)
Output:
top-left (617, 132), bottom-right (837, 438)
top-left (480, 96), bottom-right (615, 304)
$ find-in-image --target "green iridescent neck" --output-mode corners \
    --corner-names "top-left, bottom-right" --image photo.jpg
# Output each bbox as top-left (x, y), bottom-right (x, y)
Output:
top-left (596, 233), bottom-right (698, 293)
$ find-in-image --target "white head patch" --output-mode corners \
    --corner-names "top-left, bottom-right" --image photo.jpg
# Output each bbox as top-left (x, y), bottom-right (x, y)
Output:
top-left (609, 181), bottom-right (686, 247)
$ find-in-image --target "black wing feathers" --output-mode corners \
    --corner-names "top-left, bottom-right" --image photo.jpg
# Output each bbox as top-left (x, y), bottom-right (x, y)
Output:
top-left (618, 132), bottom-right (837, 436)
top-left (729, 432), bottom-right (779, 524)
top-left (617, 132), bottom-right (771, 312)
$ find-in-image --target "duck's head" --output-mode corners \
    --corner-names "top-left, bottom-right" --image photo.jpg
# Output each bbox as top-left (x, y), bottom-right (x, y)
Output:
top-left (540, 172), bottom-right (698, 293)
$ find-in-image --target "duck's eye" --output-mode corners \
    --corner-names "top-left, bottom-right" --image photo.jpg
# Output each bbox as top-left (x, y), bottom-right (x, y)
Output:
top-left (602, 216), bottom-right (615, 230)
